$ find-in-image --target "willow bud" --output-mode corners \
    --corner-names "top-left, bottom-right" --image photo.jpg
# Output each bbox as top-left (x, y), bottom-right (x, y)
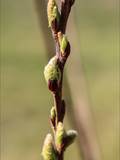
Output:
top-left (44, 56), bottom-right (61, 91)
top-left (58, 34), bottom-right (70, 59)
top-left (58, 32), bottom-right (63, 45)
top-left (50, 106), bottom-right (56, 120)
top-left (55, 122), bottom-right (66, 152)
top-left (42, 134), bottom-right (56, 160)
top-left (47, 0), bottom-right (60, 27)
top-left (50, 106), bottom-right (56, 131)
top-left (60, 35), bottom-right (68, 55)
top-left (64, 130), bottom-right (78, 149)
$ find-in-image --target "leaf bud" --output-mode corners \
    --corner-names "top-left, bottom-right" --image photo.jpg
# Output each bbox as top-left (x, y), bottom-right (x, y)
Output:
top-left (58, 33), bottom-right (70, 58)
top-left (50, 106), bottom-right (56, 120)
top-left (61, 35), bottom-right (68, 55)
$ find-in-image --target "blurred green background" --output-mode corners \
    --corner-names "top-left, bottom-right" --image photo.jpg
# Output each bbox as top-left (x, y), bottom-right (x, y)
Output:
top-left (0, 0), bottom-right (119, 160)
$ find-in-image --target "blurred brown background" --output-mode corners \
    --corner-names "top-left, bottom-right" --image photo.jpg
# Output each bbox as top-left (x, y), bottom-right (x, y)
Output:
top-left (0, 0), bottom-right (119, 160)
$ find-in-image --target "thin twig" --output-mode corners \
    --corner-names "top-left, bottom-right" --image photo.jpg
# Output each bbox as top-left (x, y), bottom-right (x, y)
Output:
top-left (34, 0), bottom-right (101, 160)
top-left (38, 0), bottom-right (76, 160)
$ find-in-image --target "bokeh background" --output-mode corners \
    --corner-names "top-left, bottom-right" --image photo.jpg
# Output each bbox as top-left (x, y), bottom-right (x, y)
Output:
top-left (1, 0), bottom-right (119, 160)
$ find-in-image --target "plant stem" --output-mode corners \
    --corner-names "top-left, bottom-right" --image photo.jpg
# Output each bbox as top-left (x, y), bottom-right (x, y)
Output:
top-left (50, 0), bottom-right (74, 126)
top-left (49, 1), bottom-right (75, 159)
top-left (58, 151), bottom-right (64, 160)
top-left (40, 0), bottom-right (76, 159)
top-left (35, 1), bottom-right (101, 160)
top-left (53, 91), bottom-right (62, 123)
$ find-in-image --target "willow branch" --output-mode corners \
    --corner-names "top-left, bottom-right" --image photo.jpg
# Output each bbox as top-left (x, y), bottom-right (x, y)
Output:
top-left (34, 0), bottom-right (101, 160)
top-left (38, 0), bottom-right (77, 160)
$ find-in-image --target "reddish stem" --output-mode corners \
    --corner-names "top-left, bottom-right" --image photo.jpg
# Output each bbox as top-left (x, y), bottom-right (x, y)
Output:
top-left (48, 1), bottom-right (75, 159)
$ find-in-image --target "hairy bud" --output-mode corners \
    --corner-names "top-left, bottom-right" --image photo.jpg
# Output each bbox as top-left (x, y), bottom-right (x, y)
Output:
top-left (47, 0), bottom-right (60, 27)
top-left (55, 122), bottom-right (66, 152)
top-left (63, 130), bottom-right (78, 149)
top-left (44, 56), bottom-right (61, 91)
top-left (42, 134), bottom-right (56, 160)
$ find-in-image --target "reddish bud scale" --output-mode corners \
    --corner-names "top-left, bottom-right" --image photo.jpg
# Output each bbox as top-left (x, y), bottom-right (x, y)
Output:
top-left (51, 19), bottom-right (59, 34)
top-left (63, 41), bottom-right (70, 58)
top-left (48, 79), bottom-right (59, 92)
